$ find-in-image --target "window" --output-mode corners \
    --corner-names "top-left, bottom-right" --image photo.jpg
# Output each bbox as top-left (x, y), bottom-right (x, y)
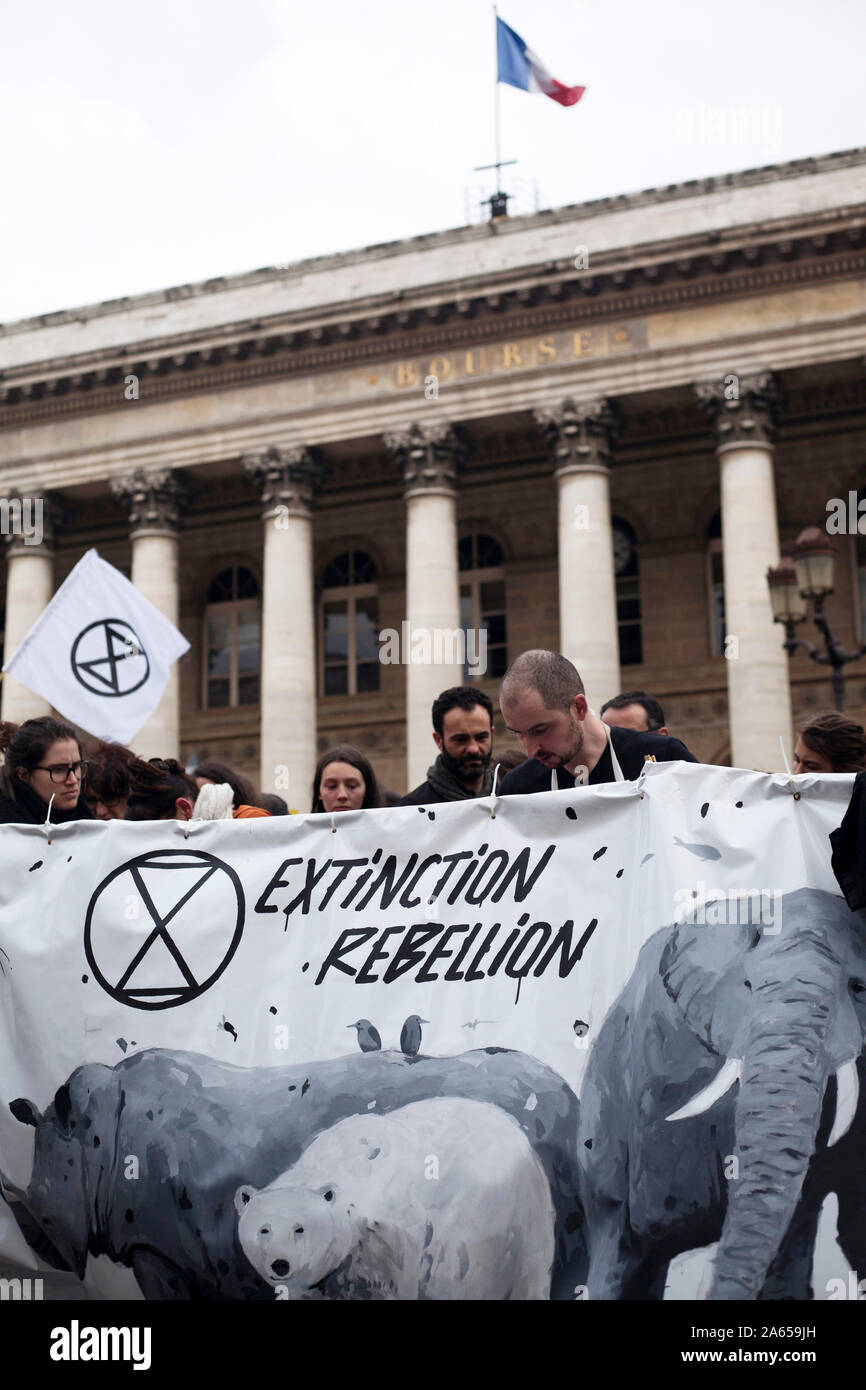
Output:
top-left (203, 566), bottom-right (261, 708)
top-left (706, 510), bottom-right (726, 657)
top-left (458, 534), bottom-right (507, 679)
top-left (319, 550), bottom-right (380, 696)
top-left (612, 518), bottom-right (642, 666)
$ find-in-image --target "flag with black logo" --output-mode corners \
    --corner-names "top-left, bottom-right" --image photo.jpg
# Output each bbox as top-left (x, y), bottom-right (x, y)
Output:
top-left (2, 548), bottom-right (189, 741)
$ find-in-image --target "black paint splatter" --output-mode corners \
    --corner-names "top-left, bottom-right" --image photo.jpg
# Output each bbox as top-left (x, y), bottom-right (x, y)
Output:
top-left (417, 807), bottom-right (426, 814)
top-left (584, 1139), bottom-right (593, 1150)
top-left (593, 846), bottom-right (607, 861)
top-left (116, 1039), bottom-right (128, 1054)
top-left (700, 802), bottom-right (709, 819)
top-left (29, 861), bottom-right (42, 872)
top-left (81, 974), bottom-right (88, 983)
top-left (616, 869), bottom-right (623, 878)
top-left (565, 807), bottom-right (578, 820)
top-left (125, 1209), bottom-right (135, 1224)
top-left (146, 1110), bottom-right (154, 1121)
top-left (222, 1019), bottom-right (238, 1042)
top-left (640, 854), bottom-right (654, 865)
top-left (573, 1020), bottom-right (589, 1037)
top-left (301, 1077), bottom-right (311, 1096)
top-left (302, 961), bottom-right (310, 972)
top-left (427, 811), bottom-right (435, 820)
top-left (288, 1085), bottom-right (296, 1092)
top-left (735, 800), bottom-right (743, 808)
top-left (66, 856), bottom-right (72, 863)
top-left (269, 1006), bottom-right (277, 1015)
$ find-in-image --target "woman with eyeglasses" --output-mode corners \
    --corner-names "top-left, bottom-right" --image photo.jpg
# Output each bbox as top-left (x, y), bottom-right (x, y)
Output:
top-left (0, 717), bottom-right (95, 824)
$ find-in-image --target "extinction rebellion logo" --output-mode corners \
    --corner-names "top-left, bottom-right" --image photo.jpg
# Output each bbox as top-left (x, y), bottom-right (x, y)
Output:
top-left (84, 851), bottom-right (244, 1010)
top-left (70, 618), bottom-right (150, 697)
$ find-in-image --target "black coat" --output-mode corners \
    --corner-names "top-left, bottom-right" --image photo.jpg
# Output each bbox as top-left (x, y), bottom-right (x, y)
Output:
top-left (830, 770), bottom-right (866, 911)
top-left (0, 767), bottom-right (94, 826)
top-left (498, 725), bottom-right (698, 796)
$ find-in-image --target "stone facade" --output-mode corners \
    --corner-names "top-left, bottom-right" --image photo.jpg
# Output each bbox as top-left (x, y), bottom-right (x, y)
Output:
top-left (2, 148), bottom-right (866, 801)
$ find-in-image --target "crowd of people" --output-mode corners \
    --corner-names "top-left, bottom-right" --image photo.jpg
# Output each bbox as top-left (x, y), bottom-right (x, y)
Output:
top-left (1, 647), bottom-right (865, 827)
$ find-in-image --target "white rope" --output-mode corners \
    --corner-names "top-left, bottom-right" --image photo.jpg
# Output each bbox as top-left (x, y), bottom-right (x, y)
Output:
top-left (779, 734), bottom-right (801, 801)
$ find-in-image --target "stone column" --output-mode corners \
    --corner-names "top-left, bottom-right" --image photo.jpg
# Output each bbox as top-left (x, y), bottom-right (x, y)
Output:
top-left (244, 446), bottom-right (323, 806)
top-left (1, 494), bottom-right (59, 723)
top-left (535, 399), bottom-right (621, 709)
top-left (385, 423), bottom-right (467, 790)
top-left (695, 372), bottom-right (792, 771)
top-left (111, 469), bottom-right (186, 759)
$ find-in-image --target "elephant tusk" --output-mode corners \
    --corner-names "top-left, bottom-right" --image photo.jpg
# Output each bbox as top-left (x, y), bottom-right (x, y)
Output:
top-left (667, 1058), bottom-right (743, 1122)
top-left (828, 1060), bottom-right (859, 1147)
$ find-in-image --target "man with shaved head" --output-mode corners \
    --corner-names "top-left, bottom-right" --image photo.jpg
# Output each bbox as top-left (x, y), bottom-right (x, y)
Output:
top-left (498, 649), bottom-right (696, 795)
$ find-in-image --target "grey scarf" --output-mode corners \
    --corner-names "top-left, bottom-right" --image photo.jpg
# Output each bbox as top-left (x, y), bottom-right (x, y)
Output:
top-left (425, 755), bottom-right (494, 802)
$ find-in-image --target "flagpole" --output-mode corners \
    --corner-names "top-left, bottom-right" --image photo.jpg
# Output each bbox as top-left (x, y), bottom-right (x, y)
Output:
top-left (493, 4), bottom-right (501, 191)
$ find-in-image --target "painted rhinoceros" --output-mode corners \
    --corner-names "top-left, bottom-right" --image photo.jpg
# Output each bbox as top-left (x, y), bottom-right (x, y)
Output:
top-left (2, 1046), bottom-right (584, 1299)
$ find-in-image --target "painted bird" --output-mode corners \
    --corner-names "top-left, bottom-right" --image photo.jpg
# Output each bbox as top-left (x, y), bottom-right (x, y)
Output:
top-left (348, 1019), bottom-right (381, 1052)
top-left (399, 1015), bottom-right (428, 1056)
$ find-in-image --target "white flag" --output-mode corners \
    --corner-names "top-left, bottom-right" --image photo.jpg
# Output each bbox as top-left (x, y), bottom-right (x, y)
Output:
top-left (2, 548), bottom-right (190, 742)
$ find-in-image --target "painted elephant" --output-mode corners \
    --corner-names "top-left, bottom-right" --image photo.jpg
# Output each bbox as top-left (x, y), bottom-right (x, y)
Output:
top-left (2, 1044), bottom-right (584, 1300)
top-left (578, 886), bottom-right (866, 1300)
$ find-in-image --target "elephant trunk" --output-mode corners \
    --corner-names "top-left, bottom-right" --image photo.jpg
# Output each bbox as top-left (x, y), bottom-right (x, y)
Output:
top-left (710, 938), bottom-right (838, 1299)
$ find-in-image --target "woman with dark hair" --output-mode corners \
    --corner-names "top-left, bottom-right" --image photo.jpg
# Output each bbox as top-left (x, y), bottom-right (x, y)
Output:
top-left (311, 744), bottom-right (381, 813)
top-left (84, 739), bottom-right (138, 820)
top-left (794, 712), bottom-right (866, 774)
top-left (192, 760), bottom-right (268, 818)
top-left (124, 757), bottom-right (201, 821)
top-left (0, 717), bottom-right (94, 825)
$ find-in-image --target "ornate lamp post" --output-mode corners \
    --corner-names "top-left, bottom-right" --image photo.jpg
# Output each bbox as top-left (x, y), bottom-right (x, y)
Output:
top-left (766, 527), bottom-right (866, 711)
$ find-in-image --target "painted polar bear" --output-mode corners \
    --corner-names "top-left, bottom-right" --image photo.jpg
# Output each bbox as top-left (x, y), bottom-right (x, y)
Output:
top-left (234, 1097), bottom-right (556, 1299)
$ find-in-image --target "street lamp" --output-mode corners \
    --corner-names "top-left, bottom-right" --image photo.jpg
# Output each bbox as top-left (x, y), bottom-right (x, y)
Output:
top-left (767, 526), bottom-right (866, 711)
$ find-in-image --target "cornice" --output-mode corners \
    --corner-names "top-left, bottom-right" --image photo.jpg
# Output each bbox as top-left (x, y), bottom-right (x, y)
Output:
top-left (3, 146), bottom-right (864, 346)
top-left (0, 225), bottom-right (864, 429)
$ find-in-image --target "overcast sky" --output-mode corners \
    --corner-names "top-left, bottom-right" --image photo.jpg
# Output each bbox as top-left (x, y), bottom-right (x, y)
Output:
top-left (1, 0), bottom-right (864, 324)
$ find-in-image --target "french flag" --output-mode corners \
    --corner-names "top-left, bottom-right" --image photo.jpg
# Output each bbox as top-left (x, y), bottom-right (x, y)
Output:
top-left (496, 16), bottom-right (585, 107)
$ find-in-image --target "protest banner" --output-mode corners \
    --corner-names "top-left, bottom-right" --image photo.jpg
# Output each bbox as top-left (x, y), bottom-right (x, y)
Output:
top-left (0, 762), bottom-right (860, 1300)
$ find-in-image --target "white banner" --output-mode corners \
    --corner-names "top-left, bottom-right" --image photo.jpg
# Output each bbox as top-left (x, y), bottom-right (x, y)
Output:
top-left (2, 548), bottom-right (189, 742)
top-left (0, 762), bottom-right (862, 1301)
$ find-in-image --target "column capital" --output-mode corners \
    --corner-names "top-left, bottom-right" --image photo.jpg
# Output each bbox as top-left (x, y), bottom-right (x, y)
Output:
top-left (534, 398), bottom-right (620, 476)
top-left (111, 467), bottom-right (187, 535)
top-left (1, 490), bottom-right (62, 557)
top-left (694, 371), bottom-right (779, 451)
top-left (242, 445), bottom-right (324, 517)
top-left (384, 421), bottom-right (468, 494)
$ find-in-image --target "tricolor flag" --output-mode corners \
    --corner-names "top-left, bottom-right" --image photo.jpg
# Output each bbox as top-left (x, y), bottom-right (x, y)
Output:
top-left (2, 548), bottom-right (190, 743)
top-left (496, 16), bottom-right (585, 107)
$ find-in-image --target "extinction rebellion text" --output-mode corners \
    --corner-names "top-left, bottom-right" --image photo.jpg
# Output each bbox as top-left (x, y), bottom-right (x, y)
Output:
top-left (254, 843), bottom-right (597, 986)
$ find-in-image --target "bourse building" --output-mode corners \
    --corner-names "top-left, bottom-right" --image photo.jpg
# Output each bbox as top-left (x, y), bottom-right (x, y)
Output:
top-left (1, 147), bottom-right (866, 804)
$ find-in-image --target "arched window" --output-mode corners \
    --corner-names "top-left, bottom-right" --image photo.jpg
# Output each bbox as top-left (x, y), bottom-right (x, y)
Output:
top-left (203, 565), bottom-right (261, 708)
top-left (459, 533), bottom-right (507, 679)
top-left (706, 510), bottom-right (726, 657)
top-left (319, 549), bottom-right (380, 696)
top-left (612, 518), bottom-right (642, 666)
